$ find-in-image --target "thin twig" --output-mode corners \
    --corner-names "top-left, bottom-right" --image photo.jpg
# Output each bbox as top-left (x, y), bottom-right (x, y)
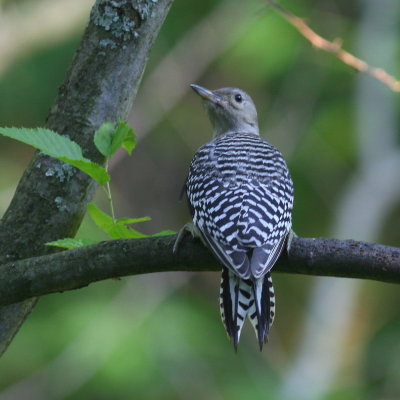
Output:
top-left (266, 0), bottom-right (400, 92)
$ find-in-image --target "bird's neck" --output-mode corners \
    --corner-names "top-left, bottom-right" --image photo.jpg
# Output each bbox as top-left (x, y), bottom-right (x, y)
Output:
top-left (213, 124), bottom-right (259, 138)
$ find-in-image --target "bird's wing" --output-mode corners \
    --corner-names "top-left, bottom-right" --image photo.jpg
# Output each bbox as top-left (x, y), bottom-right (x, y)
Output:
top-left (250, 234), bottom-right (287, 278)
top-left (198, 229), bottom-right (251, 279)
top-left (186, 134), bottom-right (293, 279)
top-left (239, 180), bottom-right (293, 278)
top-left (188, 175), bottom-right (252, 279)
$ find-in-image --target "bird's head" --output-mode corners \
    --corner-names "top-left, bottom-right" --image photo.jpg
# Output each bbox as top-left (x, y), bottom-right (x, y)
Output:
top-left (191, 84), bottom-right (259, 138)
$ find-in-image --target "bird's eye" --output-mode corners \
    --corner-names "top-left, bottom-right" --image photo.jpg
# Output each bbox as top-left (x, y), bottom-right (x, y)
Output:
top-left (234, 93), bottom-right (243, 103)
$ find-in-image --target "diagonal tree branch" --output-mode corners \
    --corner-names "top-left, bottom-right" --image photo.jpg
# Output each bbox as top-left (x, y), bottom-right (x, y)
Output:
top-left (0, 235), bottom-right (399, 307)
top-left (266, 0), bottom-right (400, 92)
top-left (0, 0), bottom-right (174, 356)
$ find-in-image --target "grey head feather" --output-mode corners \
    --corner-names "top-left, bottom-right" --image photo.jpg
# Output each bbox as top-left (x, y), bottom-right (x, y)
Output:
top-left (191, 84), bottom-right (259, 138)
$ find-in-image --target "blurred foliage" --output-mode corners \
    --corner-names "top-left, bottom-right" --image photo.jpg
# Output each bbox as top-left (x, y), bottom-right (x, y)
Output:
top-left (363, 317), bottom-right (400, 399)
top-left (0, 39), bottom-right (79, 126)
top-left (1, 0), bottom-right (400, 399)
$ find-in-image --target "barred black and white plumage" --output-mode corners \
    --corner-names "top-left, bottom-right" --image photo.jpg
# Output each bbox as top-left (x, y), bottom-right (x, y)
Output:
top-left (182, 85), bottom-right (294, 350)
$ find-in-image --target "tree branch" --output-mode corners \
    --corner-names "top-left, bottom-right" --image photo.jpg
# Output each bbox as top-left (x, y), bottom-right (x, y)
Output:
top-left (266, 0), bottom-right (400, 92)
top-left (0, 236), bottom-right (399, 307)
top-left (0, 0), bottom-right (174, 356)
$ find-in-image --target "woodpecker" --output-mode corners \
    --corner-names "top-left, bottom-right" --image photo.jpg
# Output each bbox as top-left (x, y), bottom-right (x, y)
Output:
top-left (179, 84), bottom-right (294, 350)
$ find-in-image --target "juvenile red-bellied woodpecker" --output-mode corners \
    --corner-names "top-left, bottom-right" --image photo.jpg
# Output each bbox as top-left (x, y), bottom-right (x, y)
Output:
top-left (176, 84), bottom-right (294, 350)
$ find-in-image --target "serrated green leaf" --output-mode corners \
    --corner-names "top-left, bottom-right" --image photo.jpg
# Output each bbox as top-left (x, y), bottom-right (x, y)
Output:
top-left (110, 121), bottom-right (136, 155)
top-left (93, 121), bottom-right (135, 157)
top-left (87, 202), bottom-right (114, 230)
top-left (108, 122), bottom-right (127, 156)
top-left (0, 127), bottom-right (109, 183)
top-left (60, 158), bottom-right (109, 184)
top-left (116, 216), bottom-right (151, 225)
top-left (0, 127), bottom-right (83, 158)
top-left (87, 203), bottom-right (148, 239)
top-left (122, 131), bottom-right (136, 155)
top-left (94, 122), bottom-right (115, 157)
top-left (108, 224), bottom-right (148, 239)
top-left (45, 238), bottom-right (99, 249)
top-left (152, 230), bottom-right (176, 237)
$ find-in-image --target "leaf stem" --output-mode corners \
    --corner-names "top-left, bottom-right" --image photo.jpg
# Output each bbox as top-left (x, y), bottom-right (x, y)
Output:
top-left (104, 160), bottom-right (116, 223)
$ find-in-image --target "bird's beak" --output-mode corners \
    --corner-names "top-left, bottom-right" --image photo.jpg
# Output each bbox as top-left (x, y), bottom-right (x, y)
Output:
top-left (190, 84), bottom-right (224, 106)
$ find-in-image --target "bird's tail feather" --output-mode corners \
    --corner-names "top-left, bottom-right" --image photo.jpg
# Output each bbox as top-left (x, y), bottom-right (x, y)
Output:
top-left (248, 273), bottom-right (275, 350)
top-left (219, 267), bottom-right (275, 351)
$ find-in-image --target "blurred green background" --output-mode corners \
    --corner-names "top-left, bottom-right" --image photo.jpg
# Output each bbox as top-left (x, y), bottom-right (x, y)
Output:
top-left (1, 0), bottom-right (400, 399)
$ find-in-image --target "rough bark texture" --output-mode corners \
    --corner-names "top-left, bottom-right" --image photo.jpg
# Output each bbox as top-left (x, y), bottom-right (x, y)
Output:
top-left (0, 235), bottom-right (398, 307)
top-left (0, 0), bottom-right (174, 356)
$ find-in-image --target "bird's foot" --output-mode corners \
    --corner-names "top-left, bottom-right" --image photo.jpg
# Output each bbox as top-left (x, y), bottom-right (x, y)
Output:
top-left (173, 222), bottom-right (201, 254)
top-left (286, 229), bottom-right (297, 254)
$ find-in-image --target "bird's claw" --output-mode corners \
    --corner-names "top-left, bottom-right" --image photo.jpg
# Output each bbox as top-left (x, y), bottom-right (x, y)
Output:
top-left (286, 229), bottom-right (297, 254)
top-left (173, 222), bottom-right (197, 254)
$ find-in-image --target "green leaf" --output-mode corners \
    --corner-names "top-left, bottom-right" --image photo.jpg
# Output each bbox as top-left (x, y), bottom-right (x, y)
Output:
top-left (109, 225), bottom-right (148, 239)
top-left (0, 127), bottom-right (109, 184)
top-left (152, 230), bottom-right (176, 237)
top-left (111, 121), bottom-right (136, 155)
top-left (87, 202), bottom-right (114, 231)
top-left (116, 216), bottom-right (151, 225)
top-left (59, 158), bottom-right (109, 184)
top-left (93, 121), bottom-right (136, 157)
top-left (94, 122), bottom-right (115, 157)
top-left (45, 238), bottom-right (99, 249)
top-left (87, 203), bottom-right (148, 239)
top-left (0, 126), bottom-right (83, 158)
